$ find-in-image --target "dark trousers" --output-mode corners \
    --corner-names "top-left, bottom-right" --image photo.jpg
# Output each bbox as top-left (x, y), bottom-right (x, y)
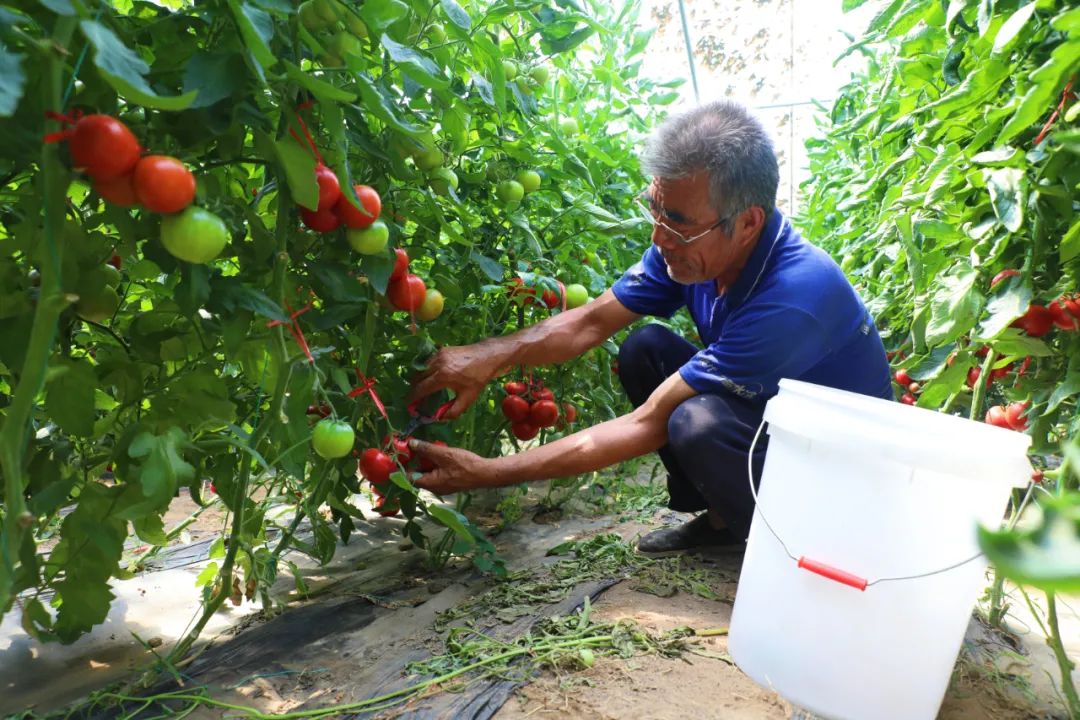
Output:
top-left (617, 324), bottom-right (769, 538)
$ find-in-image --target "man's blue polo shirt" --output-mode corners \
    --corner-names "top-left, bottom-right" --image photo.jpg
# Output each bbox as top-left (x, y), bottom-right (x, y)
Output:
top-left (611, 209), bottom-right (893, 402)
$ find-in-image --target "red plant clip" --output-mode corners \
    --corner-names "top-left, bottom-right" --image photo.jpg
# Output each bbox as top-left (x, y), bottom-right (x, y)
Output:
top-left (348, 370), bottom-right (388, 419)
top-left (1034, 76), bottom-right (1075, 146)
top-left (797, 556), bottom-right (868, 591)
top-left (43, 109), bottom-right (84, 143)
top-left (289, 101), bottom-right (325, 166)
top-left (266, 301), bottom-right (314, 363)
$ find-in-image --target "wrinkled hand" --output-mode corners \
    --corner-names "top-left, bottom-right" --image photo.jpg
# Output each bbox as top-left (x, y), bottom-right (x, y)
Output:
top-left (409, 439), bottom-right (496, 495)
top-left (408, 344), bottom-right (504, 419)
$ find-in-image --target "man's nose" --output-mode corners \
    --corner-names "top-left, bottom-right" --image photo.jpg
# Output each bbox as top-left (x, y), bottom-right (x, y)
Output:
top-left (651, 223), bottom-right (678, 250)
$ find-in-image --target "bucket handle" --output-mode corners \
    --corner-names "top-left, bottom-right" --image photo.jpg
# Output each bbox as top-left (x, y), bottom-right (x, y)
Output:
top-left (747, 418), bottom-right (988, 591)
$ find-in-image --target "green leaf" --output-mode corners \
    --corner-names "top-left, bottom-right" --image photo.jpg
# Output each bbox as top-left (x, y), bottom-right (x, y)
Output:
top-left (440, 0), bottom-right (471, 29)
top-left (46, 360), bottom-right (97, 437)
top-left (0, 45), bottom-right (25, 117)
top-left (196, 561), bottom-right (219, 588)
top-left (1046, 359), bottom-right (1080, 414)
top-left (984, 167), bottom-right (1024, 233)
top-left (998, 40), bottom-right (1080, 144)
top-left (283, 61), bottom-right (356, 103)
top-left (925, 267), bottom-right (983, 346)
top-left (176, 263), bottom-right (211, 317)
top-left (132, 514), bottom-right (168, 546)
top-left (182, 51), bottom-right (246, 108)
top-left (274, 137), bottom-right (319, 211)
top-left (427, 505), bottom-right (475, 543)
top-left (992, 2), bottom-right (1036, 54)
top-left (79, 21), bottom-right (197, 111)
top-left (471, 252), bottom-right (505, 282)
top-left (208, 276), bottom-right (289, 322)
top-left (360, 248), bottom-right (395, 295)
top-left (353, 74), bottom-right (425, 136)
top-left (978, 494), bottom-right (1080, 593)
top-left (38, 0), bottom-right (74, 15)
top-left (359, 0), bottom-right (409, 33)
top-left (986, 329), bottom-right (1054, 358)
top-left (1061, 217), bottom-right (1080, 264)
top-left (229, 0), bottom-right (276, 71)
top-left (381, 35), bottom-right (448, 89)
top-left (128, 427), bottom-right (195, 504)
top-left (978, 284), bottom-right (1031, 339)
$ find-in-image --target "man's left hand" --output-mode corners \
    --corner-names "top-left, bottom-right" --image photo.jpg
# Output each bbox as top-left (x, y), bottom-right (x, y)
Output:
top-left (409, 439), bottom-right (496, 495)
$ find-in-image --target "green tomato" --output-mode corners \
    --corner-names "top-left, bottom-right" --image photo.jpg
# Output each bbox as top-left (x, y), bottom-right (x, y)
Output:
top-left (565, 283), bottom-right (589, 308)
top-left (559, 117), bottom-right (579, 136)
top-left (160, 336), bottom-right (188, 361)
top-left (161, 207), bottom-right (229, 264)
top-left (344, 12), bottom-right (369, 39)
top-left (415, 146), bottom-right (444, 171)
top-left (427, 22), bottom-right (447, 44)
top-left (417, 289), bottom-right (445, 321)
top-left (515, 170), bottom-right (541, 193)
top-left (347, 220), bottom-right (390, 254)
top-left (100, 263), bottom-right (122, 287)
top-left (496, 180), bottom-right (524, 205)
top-left (529, 65), bottom-right (550, 84)
top-left (313, 0), bottom-right (341, 22)
top-left (578, 648), bottom-right (595, 668)
top-left (428, 168), bottom-right (459, 196)
top-left (76, 285), bottom-right (120, 323)
top-left (312, 419), bottom-right (355, 459)
top-left (298, 1), bottom-right (330, 32)
top-left (502, 59), bottom-right (518, 80)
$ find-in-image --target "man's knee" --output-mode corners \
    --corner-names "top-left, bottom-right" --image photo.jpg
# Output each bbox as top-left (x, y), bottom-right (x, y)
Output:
top-left (667, 395), bottom-right (725, 455)
top-left (617, 323), bottom-right (674, 367)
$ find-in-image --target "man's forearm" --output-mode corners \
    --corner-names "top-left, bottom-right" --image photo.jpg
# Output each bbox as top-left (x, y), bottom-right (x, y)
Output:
top-left (478, 291), bottom-right (635, 374)
top-left (483, 408), bottom-right (665, 487)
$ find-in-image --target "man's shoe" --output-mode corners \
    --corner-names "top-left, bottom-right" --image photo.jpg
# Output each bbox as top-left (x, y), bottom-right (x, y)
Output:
top-left (636, 513), bottom-right (745, 556)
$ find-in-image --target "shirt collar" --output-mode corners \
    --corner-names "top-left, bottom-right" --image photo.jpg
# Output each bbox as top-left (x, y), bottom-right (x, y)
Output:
top-left (721, 208), bottom-right (787, 307)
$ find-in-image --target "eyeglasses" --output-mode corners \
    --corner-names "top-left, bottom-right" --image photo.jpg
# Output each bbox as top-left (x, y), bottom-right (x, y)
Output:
top-left (633, 190), bottom-right (730, 245)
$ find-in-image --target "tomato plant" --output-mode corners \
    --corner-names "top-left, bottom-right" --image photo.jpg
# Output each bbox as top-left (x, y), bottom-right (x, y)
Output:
top-left (0, 0), bottom-right (665, 656)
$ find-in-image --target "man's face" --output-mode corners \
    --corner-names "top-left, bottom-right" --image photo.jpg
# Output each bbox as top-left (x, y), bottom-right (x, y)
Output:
top-left (644, 172), bottom-right (755, 285)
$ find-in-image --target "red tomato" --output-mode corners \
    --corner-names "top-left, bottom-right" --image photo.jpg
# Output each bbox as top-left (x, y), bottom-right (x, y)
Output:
top-left (511, 421), bottom-right (539, 441)
top-left (1011, 304), bottom-right (1053, 337)
top-left (388, 274), bottom-right (426, 311)
top-left (501, 395), bottom-right (531, 422)
top-left (301, 206), bottom-right (342, 232)
top-left (108, 254), bottom-right (123, 270)
top-left (94, 173), bottom-right (139, 207)
top-left (314, 163), bottom-right (341, 211)
top-left (359, 448), bottom-right (396, 485)
top-left (507, 277), bottom-right (536, 306)
top-left (1062, 294), bottom-right (1080, 320)
top-left (1048, 300), bottom-right (1078, 331)
top-left (306, 403), bottom-right (332, 417)
top-left (989, 268), bottom-right (1020, 290)
top-left (504, 381), bottom-right (527, 396)
top-left (133, 155), bottom-right (196, 214)
top-left (907, 382), bottom-right (920, 394)
top-left (335, 184), bottom-right (382, 229)
top-left (374, 496), bottom-right (400, 517)
top-left (382, 433), bottom-right (413, 464)
top-left (562, 403), bottom-right (577, 423)
top-left (541, 281), bottom-right (565, 309)
top-left (990, 363), bottom-right (1013, 380)
top-left (966, 366), bottom-right (982, 389)
top-left (984, 405), bottom-right (1011, 429)
top-left (68, 114), bottom-right (141, 180)
top-left (529, 399), bottom-right (559, 427)
top-left (390, 248), bottom-right (409, 281)
top-left (533, 387), bottom-right (554, 402)
top-left (1004, 401), bottom-right (1029, 431)
top-left (900, 393), bottom-right (917, 406)
top-left (418, 440), bottom-right (447, 472)
top-left (894, 369), bottom-right (913, 387)
top-left (975, 345), bottom-right (989, 358)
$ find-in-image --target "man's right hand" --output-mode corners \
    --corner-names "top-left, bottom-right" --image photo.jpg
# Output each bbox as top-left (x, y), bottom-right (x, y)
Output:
top-left (408, 342), bottom-right (507, 419)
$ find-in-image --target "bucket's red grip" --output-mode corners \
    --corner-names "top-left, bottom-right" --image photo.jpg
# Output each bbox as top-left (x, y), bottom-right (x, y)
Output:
top-left (797, 556), bottom-right (868, 591)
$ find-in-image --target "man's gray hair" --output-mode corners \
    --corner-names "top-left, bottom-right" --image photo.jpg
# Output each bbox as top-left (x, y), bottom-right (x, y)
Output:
top-left (640, 100), bottom-right (779, 232)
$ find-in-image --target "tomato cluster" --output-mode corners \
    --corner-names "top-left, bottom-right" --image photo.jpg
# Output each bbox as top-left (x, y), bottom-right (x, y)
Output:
top-left (893, 369), bottom-right (920, 405)
top-left (506, 276), bottom-right (591, 311)
top-left (990, 270), bottom-right (1080, 337)
top-left (985, 401), bottom-right (1030, 432)
top-left (500, 377), bottom-right (575, 440)
top-left (385, 248), bottom-right (444, 320)
top-left (357, 435), bottom-right (446, 517)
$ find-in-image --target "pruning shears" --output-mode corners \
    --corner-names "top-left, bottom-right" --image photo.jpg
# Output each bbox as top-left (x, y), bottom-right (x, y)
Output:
top-left (401, 398), bottom-right (454, 437)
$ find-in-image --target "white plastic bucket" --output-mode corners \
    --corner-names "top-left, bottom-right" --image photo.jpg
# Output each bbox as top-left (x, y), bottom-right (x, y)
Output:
top-left (728, 379), bottom-right (1032, 720)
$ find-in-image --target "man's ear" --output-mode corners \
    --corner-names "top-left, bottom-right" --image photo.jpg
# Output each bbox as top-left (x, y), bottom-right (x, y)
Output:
top-left (736, 206), bottom-right (767, 244)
